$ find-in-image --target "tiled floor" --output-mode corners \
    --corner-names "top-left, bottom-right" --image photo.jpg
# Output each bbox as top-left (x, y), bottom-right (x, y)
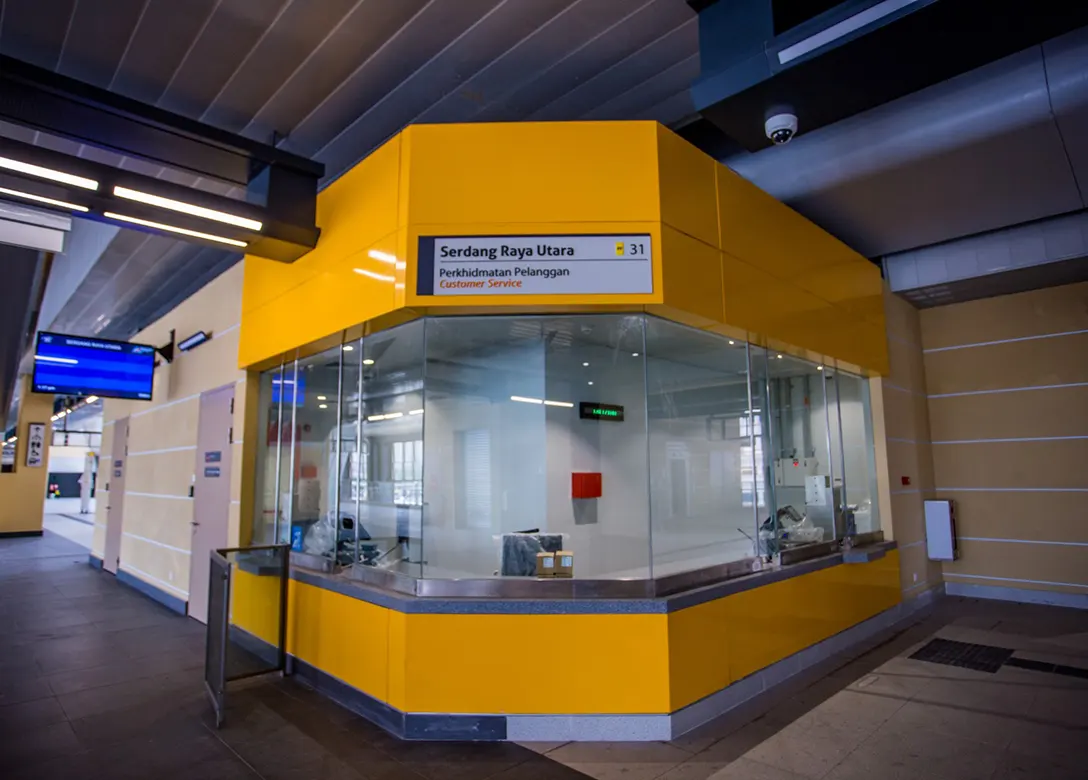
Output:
top-left (4, 532), bottom-right (1087, 780)
top-left (0, 532), bottom-right (591, 779)
top-left (42, 514), bottom-right (94, 550)
top-left (525, 598), bottom-right (1088, 780)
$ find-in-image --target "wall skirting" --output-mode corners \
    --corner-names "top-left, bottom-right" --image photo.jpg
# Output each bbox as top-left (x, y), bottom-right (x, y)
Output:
top-left (116, 568), bottom-right (187, 615)
top-left (0, 530), bottom-right (44, 538)
top-left (946, 581), bottom-right (1088, 610)
top-left (88, 554), bottom-right (103, 570)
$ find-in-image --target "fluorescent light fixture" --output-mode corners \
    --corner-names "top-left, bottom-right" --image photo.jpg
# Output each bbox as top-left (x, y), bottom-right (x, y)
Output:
top-left (582, 362), bottom-right (590, 367)
top-left (342, 345), bottom-right (354, 352)
top-left (587, 381), bottom-right (594, 386)
top-left (319, 404), bottom-right (328, 409)
top-left (50, 414), bottom-right (59, 421)
top-left (0, 186), bottom-right (89, 212)
top-left (409, 408), bottom-right (424, 415)
top-left (367, 414), bottom-right (383, 422)
top-left (353, 267), bottom-right (395, 283)
top-left (729, 340), bottom-right (735, 345)
top-left (0, 155), bottom-right (98, 190)
top-left (543, 400), bottom-right (574, 408)
top-left (113, 186), bottom-right (262, 231)
top-left (817, 366), bottom-right (823, 371)
top-left (84, 396), bottom-right (99, 404)
top-left (510, 396), bottom-right (544, 405)
top-left (384, 412), bottom-right (404, 420)
top-left (367, 249), bottom-right (397, 265)
top-left (177, 331), bottom-right (211, 352)
top-left (778, 0), bottom-right (920, 64)
top-left (104, 212), bottom-right (247, 247)
top-left (777, 354), bottom-right (783, 359)
top-left (367, 412), bottom-right (404, 421)
top-left (317, 395), bottom-right (327, 401)
top-left (632, 352), bottom-right (639, 357)
top-left (362, 358), bottom-right (374, 365)
top-left (35, 355), bottom-right (78, 365)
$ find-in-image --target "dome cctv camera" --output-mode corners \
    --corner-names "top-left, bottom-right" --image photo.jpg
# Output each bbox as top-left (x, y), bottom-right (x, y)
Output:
top-left (765, 113), bottom-right (798, 145)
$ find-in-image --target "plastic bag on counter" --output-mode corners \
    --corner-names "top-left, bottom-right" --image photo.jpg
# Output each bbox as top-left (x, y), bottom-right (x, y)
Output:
top-left (783, 515), bottom-right (824, 544)
top-left (303, 517), bottom-right (336, 556)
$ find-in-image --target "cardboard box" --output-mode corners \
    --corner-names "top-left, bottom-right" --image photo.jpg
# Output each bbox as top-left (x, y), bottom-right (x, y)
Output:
top-left (554, 550), bottom-right (574, 578)
top-left (536, 552), bottom-right (556, 577)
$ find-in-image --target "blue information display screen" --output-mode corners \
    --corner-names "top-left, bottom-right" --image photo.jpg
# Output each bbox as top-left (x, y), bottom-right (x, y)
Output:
top-left (33, 332), bottom-right (157, 401)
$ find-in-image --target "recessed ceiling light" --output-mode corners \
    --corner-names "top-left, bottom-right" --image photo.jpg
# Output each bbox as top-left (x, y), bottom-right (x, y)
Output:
top-left (776, 354), bottom-right (783, 359)
top-left (113, 186), bottom-right (262, 231)
top-left (104, 212), bottom-right (246, 247)
top-left (817, 366), bottom-right (823, 371)
top-left (353, 267), bottom-right (395, 283)
top-left (588, 381), bottom-right (594, 386)
top-left (0, 186), bottom-right (89, 212)
top-left (582, 362), bottom-right (590, 367)
top-left (631, 352), bottom-right (639, 357)
top-left (729, 340), bottom-right (735, 345)
top-left (318, 404), bottom-right (328, 409)
top-left (362, 358), bottom-right (374, 365)
top-left (0, 155), bottom-right (98, 190)
top-left (317, 395), bottom-right (327, 401)
top-left (510, 396), bottom-right (544, 404)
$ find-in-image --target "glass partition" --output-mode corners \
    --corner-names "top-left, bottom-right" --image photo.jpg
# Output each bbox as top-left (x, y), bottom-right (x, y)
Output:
top-left (645, 318), bottom-right (756, 576)
top-left (251, 314), bottom-right (882, 579)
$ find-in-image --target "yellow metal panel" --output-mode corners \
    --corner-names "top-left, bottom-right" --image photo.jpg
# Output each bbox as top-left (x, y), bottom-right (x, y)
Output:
top-left (0, 376), bottom-right (56, 534)
top-left (658, 225), bottom-right (725, 326)
top-left (288, 581), bottom-right (391, 703)
top-left (231, 567), bottom-right (284, 647)
top-left (667, 596), bottom-right (731, 711)
top-left (386, 611), bottom-right (408, 711)
top-left (401, 122), bottom-right (662, 227)
top-left (655, 124), bottom-right (721, 248)
top-left (401, 613), bottom-right (670, 714)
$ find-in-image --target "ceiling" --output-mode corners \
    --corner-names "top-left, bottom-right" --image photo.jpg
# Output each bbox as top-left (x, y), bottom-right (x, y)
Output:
top-left (0, 0), bottom-right (700, 341)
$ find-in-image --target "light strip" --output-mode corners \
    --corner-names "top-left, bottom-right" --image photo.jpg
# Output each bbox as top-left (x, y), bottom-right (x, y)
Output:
top-left (84, 396), bottom-right (99, 404)
top-left (0, 186), bottom-right (89, 212)
top-left (104, 212), bottom-right (247, 248)
top-left (0, 155), bottom-right (98, 190)
top-left (409, 409), bottom-right (425, 415)
top-left (510, 396), bottom-right (544, 405)
top-left (353, 267), bottom-right (396, 283)
top-left (35, 355), bottom-right (78, 365)
top-left (113, 186), bottom-right (262, 231)
top-left (543, 400), bottom-right (574, 408)
top-left (367, 249), bottom-right (398, 265)
top-left (778, 0), bottom-right (921, 64)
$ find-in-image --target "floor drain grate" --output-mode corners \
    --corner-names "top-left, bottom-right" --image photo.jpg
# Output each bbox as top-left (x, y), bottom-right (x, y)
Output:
top-left (909, 638), bottom-right (1014, 673)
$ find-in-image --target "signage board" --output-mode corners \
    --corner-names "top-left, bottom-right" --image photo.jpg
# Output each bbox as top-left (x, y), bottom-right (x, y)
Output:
top-left (204, 466), bottom-right (221, 478)
top-left (418, 234), bottom-right (653, 296)
top-left (579, 403), bottom-right (625, 422)
top-left (205, 451), bottom-right (222, 463)
top-left (25, 423), bottom-right (46, 467)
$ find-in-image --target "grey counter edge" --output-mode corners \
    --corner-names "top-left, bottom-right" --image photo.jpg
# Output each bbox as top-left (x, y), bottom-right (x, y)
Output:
top-left (288, 541), bottom-right (899, 615)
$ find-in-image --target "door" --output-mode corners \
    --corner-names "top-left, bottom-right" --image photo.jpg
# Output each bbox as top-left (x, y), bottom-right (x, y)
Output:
top-left (189, 384), bottom-right (235, 624)
top-left (103, 417), bottom-right (129, 574)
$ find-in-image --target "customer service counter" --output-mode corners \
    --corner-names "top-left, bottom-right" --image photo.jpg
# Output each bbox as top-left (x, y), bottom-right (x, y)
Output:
top-left (231, 120), bottom-right (904, 741)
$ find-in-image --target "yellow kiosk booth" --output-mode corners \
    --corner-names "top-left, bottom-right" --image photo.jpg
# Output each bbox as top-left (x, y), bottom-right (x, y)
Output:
top-left (231, 121), bottom-right (905, 741)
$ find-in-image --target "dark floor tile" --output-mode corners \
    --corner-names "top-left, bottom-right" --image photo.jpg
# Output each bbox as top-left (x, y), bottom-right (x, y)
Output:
top-left (0, 676), bottom-right (54, 706)
top-left (0, 695), bottom-right (68, 734)
top-left (486, 756), bottom-right (596, 780)
top-left (0, 721), bottom-right (82, 770)
top-left (57, 670), bottom-right (203, 721)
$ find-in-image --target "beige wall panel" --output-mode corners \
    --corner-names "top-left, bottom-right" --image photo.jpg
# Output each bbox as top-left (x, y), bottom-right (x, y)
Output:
top-left (897, 542), bottom-right (934, 593)
top-left (890, 491), bottom-right (927, 545)
top-left (944, 539), bottom-right (1088, 588)
top-left (886, 441), bottom-right (934, 493)
top-left (940, 490), bottom-right (1088, 544)
top-left (944, 573), bottom-right (1087, 597)
top-left (887, 335), bottom-right (928, 391)
top-left (136, 265), bottom-right (242, 346)
top-left (928, 384), bottom-right (1088, 441)
top-left (127, 399), bottom-right (200, 453)
top-left (125, 448), bottom-right (198, 498)
top-left (920, 281), bottom-right (1088, 349)
top-left (932, 439), bottom-right (1088, 489)
top-left (882, 386), bottom-right (933, 445)
top-left (92, 523), bottom-right (107, 557)
top-left (167, 330), bottom-right (241, 401)
top-left (122, 494), bottom-right (194, 551)
top-left (884, 288), bottom-right (924, 347)
top-left (228, 501), bottom-right (241, 550)
top-left (119, 538), bottom-right (191, 598)
top-left (923, 332), bottom-right (1088, 395)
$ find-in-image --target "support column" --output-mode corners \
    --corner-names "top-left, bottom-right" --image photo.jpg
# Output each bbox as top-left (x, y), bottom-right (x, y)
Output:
top-left (0, 375), bottom-right (54, 536)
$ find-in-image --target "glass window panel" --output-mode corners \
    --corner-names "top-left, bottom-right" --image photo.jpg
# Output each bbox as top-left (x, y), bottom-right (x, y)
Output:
top-left (764, 353), bottom-right (837, 546)
top-left (338, 339), bottom-right (362, 563)
top-left (251, 366), bottom-right (281, 545)
top-left (355, 321), bottom-right (425, 577)
top-left (645, 317), bottom-right (755, 576)
top-left (747, 346), bottom-right (778, 555)
top-left (274, 360), bottom-right (298, 546)
top-left (833, 370), bottom-right (881, 535)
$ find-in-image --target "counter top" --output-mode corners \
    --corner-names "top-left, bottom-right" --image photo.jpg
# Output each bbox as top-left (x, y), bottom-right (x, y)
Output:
top-left (286, 540), bottom-right (897, 615)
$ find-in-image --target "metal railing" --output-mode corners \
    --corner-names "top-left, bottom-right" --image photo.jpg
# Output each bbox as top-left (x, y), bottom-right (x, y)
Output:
top-left (204, 544), bottom-right (289, 728)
